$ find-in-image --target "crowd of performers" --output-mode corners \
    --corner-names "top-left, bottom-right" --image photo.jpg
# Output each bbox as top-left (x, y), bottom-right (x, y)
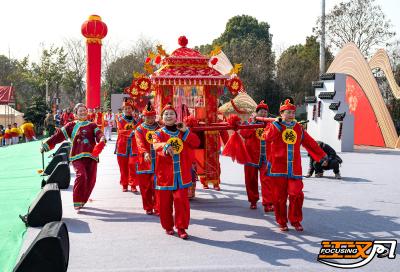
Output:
top-left (0, 121), bottom-right (37, 147)
top-left (40, 97), bottom-right (341, 239)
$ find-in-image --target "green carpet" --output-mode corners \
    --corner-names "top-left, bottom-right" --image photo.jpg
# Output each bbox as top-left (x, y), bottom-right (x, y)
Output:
top-left (0, 141), bottom-right (51, 272)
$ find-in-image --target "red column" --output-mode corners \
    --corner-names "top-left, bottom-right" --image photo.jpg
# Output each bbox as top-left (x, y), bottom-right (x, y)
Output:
top-left (81, 15), bottom-right (108, 109)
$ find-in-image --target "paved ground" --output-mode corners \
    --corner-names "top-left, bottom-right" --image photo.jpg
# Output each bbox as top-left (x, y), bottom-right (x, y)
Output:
top-left (20, 139), bottom-right (400, 271)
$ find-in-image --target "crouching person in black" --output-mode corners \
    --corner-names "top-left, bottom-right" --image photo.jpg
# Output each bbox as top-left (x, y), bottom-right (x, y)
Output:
top-left (305, 141), bottom-right (342, 179)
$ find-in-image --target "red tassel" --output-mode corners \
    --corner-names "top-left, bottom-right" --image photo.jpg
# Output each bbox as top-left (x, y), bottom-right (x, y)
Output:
top-left (92, 141), bottom-right (106, 158)
top-left (226, 114), bottom-right (241, 130)
top-left (222, 131), bottom-right (251, 164)
top-left (183, 115), bottom-right (199, 127)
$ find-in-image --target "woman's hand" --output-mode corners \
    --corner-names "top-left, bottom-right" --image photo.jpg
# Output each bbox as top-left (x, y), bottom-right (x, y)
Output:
top-left (144, 153), bottom-right (151, 162)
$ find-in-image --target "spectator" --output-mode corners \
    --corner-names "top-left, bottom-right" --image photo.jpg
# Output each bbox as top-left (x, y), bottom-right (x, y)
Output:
top-left (4, 124), bottom-right (12, 145)
top-left (0, 125), bottom-right (4, 147)
top-left (55, 110), bottom-right (62, 128)
top-left (44, 112), bottom-right (56, 137)
top-left (62, 108), bottom-right (75, 126)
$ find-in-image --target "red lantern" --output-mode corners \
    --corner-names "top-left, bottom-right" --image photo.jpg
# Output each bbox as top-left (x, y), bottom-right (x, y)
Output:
top-left (210, 57), bottom-right (218, 65)
top-left (145, 57), bottom-right (151, 63)
top-left (81, 15), bottom-right (108, 109)
top-left (81, 15), bottom-right (108, 44)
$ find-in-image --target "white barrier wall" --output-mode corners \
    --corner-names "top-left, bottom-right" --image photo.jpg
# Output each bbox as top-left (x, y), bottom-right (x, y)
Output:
top-left (306, 73), bottom-right (354, 152)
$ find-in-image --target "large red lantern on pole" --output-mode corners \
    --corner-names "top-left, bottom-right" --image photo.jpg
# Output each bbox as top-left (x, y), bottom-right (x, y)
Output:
top-left (81, 15), bottom-right (107, 109)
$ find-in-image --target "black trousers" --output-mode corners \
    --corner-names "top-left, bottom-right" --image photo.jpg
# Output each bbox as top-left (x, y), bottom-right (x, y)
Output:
top-left (314, 158), bottom-right (340, 174)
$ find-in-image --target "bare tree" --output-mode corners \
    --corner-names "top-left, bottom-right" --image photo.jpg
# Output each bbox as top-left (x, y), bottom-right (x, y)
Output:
top-left (315, 0), bottom-right (395, 56)
top-left (63, 38), bottom-right (86, 104)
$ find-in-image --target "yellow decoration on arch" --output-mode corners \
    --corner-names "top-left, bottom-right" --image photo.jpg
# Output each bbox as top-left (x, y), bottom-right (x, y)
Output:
top-left (229, 63), bottom-right (243, 75)
top-left (157, 45), bottom-right (168, 57)
top-left (282, 128), bottom-right (297, 144)
top-left (133, 72), bottom-right (145, 79)
top-left (167, 137), bottom-right (184, 154)
top-left (144, 63), bottom-right (154, 74)
top-left (210, 45), bottom-right (222, 56)
top-left (148, 51), bottom-right (156, 59)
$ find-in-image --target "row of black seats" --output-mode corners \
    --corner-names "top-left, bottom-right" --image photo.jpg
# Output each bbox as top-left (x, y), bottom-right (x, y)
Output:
top-left (14, 142), bottom-right (72, 272)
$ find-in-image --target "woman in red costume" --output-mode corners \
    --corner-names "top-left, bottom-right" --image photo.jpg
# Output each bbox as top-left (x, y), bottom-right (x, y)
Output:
top-left (265, 99), bottom-right (327, 231)
top-left (135, 102), bottom-right (160, 215)
top-left (40, 103), bottom-right (105, 211)
top-left (153, 104), bottom-right (200, 239)
top-left (115, 99), bottom-right (140, 192)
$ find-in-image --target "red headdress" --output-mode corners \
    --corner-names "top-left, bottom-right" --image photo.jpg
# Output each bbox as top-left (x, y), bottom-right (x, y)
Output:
top-left (279, 99), bottom-right (296, 112)
top-left (142, 101), bottom-right (156, 116)
top-left (161, 103), bottom-right (177, 116)
top-left (122, 98), bottom-right (135, 109)
top-left (256, 100), bottom-right (269, 112)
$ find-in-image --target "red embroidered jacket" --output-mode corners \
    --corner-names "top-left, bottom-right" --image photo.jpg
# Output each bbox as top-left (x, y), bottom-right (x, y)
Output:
top-left (115, 115), bottom-right (140, 157)
top-left (153, 127), bottom-right (200, 190)
top-left (240, 121), bottom-right (270, 167)
top-left (42, 121), bottom-right (103, 162)
top-left (264, 121), bottom-right (326, 179)
top-left (135, 122), bottom-right (160, 174)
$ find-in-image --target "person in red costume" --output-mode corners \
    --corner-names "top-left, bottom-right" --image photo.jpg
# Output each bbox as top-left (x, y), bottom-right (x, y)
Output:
top-left (265, 99), bottom-right (327, 231)
top-left (153, 104), bottom-right (200, 239)
top-left (62, 108), bottom-right (75, 126)
top-left (40, 103), bottom-right (105, 211)
top-left (115, 99), bottom-right (140, 192)
top-left (94, 107), bottom-right (104, 131)
top-left (87, 108), bottom-right (96, 122)
top-left (240, 100), bottom-right (274, 212)
top-left (135, 102), bottom-right (160, 215)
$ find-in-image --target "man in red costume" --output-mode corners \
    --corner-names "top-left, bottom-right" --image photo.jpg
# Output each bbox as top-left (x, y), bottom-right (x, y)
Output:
top-left (240, 101), bottom-right (274, 212)
top-left (115, 99), bottom-right (139, 192)
top-left (265, 99), bottom-right (327, 231)
top-left (153, 104), bottom-right (200, 239)
top-left (135, 102), bottom-right (160, 215)
top-left (40, 103), bottom-right (105, 211)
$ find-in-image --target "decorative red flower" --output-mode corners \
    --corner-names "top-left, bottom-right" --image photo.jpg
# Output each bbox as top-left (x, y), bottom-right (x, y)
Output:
top-left (227, 77), bottom-right (243, 96)
top-left (210, 57), bottom-right (218, 65)
top-left (137, 77), bottom-right (151, 93)
top-left (178, 36), bottom-right (188, 47)
top-left (145, 57), bottom-right (151, 63)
